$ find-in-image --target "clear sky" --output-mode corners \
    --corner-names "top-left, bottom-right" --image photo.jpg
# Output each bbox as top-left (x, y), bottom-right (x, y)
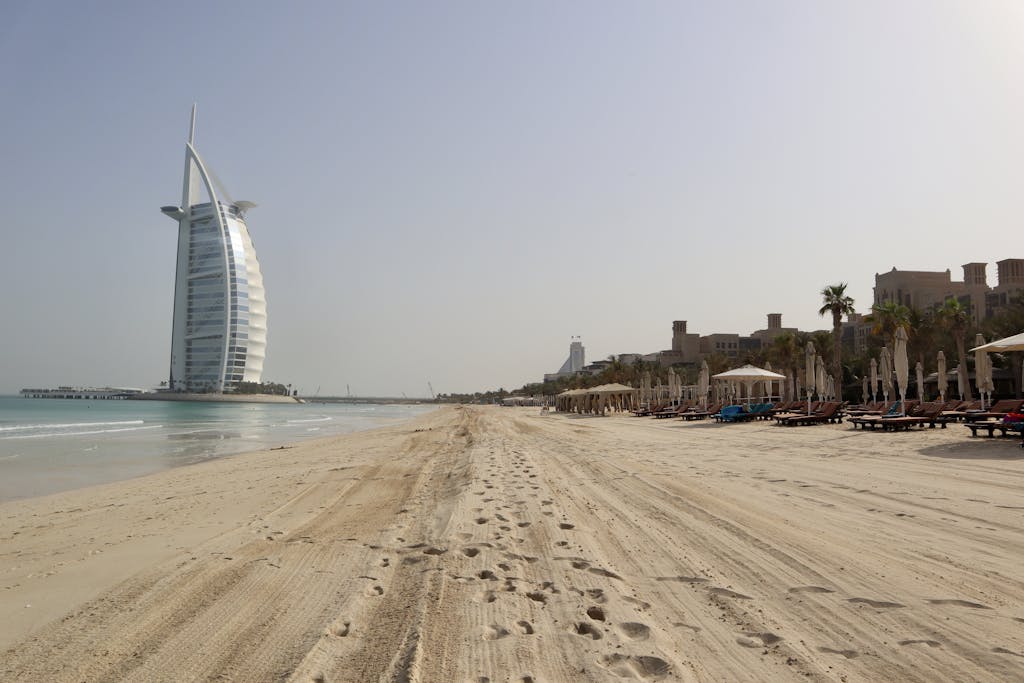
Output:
top-left (1, 1), bottom-right (1021, 397)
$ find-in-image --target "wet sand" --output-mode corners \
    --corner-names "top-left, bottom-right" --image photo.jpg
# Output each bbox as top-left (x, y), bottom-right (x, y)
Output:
top-left (2, 405), bottom-right (1023, 681)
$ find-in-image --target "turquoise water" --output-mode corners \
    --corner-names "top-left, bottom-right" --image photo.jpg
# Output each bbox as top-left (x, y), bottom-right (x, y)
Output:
top-left (0, 397), bottom-right (435, 502)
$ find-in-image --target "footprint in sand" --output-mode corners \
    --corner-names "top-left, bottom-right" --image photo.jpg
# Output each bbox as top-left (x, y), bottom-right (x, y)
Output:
top-left (423, 547), bottom-right (446, 555)
top-left (573, 622), bottom-right (603, 640)
top-left (737, 632), bottom-right (783, 648)
top-left (926, 599), bottom-right (991, 609)
top-left (328, 621), bottom-right (351, 637)
top-left (619, 622), bottom-right (651, 640)
top-left (993, 647), bottom-right (1024, 658)
top-left (588, 567), bottom-right (623, 580)
top-left (623, 596), bottom-right (651, 610)
top-left (482, 624), bottom-right (510, 641)
top-left (818, 646), bottom-right (859, 659)
top-left (516, 620), bottom-right (535, 635)
top-left (559, 522), bottom-right (575, 530)
top-left (365, 585), bottom-right (384, 597)
top-left (708, 587), bottom-right (752, 600)
top-left (656, 576), bottom-right (708, 584)
top-left (787, 586), bottom-right (834, 594)
top-left (597, 654), bottom-right (671, 679)
top-left (462, 547), bottom-right (480, 558)
top-left (525, 591), bottom-right (547, 604)
top-left (586, 588), bottom-right (607, 603)
top-left (586, 606), bottom-right (606, 621)
top-left (847, 597), bottom-right (904, 608)
top-left (476, 517), bottom-right (489, 525)
top-left (475, 589), bottom-right (497, 603)
top-left (478, 570), bottom-right (498, 581)
top-left (899, 639), bottom-right (941, 648)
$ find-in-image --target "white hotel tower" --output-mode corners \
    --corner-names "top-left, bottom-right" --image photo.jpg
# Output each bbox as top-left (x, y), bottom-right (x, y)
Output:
top-left (161, 106), bottom-right (267, 392)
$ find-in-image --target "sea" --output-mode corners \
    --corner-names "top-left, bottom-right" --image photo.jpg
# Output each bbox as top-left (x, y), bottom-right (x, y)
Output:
top-left (0, 396), bottom-right (436, 503)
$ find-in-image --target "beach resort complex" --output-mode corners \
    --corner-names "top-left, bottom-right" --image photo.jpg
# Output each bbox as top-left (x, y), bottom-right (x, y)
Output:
top-left (161, 107), bottom-right (267, 393)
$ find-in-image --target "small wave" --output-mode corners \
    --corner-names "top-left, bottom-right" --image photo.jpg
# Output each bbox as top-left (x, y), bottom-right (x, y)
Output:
top-left (2, 425), bottom-right (164, 440)
top-left (286, 416), bottom-right (333, 424)
top-left (306, 427), bottom-right (321, 432)
top-left (0, 420), bottom-right (144, 433)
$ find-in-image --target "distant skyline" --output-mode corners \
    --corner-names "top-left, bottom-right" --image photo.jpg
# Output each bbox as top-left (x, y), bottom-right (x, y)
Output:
top-left (1, 1), bottom-right (1022, 396)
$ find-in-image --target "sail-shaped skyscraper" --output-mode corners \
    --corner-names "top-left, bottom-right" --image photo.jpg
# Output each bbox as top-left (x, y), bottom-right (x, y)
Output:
top-left (161, 106), bottom-right (267, 392)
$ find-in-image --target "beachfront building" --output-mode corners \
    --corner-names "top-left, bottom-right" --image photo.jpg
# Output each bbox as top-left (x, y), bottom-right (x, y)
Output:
top-left (160, 106), bottom-right (268, 393)
top-left (544, 337), bottom-right (586, 382)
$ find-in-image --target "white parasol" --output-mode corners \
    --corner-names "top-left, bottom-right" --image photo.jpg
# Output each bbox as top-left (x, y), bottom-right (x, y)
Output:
top-left (894, 328), bottom-right (909, 414)
top-left (974, 333), bottom-right (992, 410)
top-left (698, 360), bottom-right (709, 408)
top-left (816, 355), bottom-right (827, 402)
top-left (880, 346), bottom-right (893, 403)
top-left (937, 351), bottom-right (948, 403)
top-left (869, 358), bottom-right (878, 403)
top-left (916, 361), bottom-right (925, 401)
top-left (805, 342), bottom-right (816, 414)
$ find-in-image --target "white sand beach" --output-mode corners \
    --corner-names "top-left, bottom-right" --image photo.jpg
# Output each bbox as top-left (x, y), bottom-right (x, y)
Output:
top-left (2, 405), bottom-right (1023, 681)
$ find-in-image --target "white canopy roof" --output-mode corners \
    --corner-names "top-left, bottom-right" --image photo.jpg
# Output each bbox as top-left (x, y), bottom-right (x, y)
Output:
top-left (712, 364), bottom-right (786, 380)
top-left (971, 331), bottom-right (1024, 352)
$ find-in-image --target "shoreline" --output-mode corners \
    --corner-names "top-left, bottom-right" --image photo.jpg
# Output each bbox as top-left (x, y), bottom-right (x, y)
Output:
top-left (128, 392), bottom-right (301, 404)
top-left (3, 406), bottom-right (1024, 681)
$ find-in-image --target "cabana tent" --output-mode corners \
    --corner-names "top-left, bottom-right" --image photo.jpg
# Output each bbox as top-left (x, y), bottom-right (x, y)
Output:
top-left (712, 365), bottom-right (786, 407)
top-left (555, 383), bottom-right (637, 415)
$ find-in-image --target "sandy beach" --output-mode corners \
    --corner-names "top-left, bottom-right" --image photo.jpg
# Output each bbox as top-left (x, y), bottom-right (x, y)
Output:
top-left (2, 405), bottom-right (1024, 681)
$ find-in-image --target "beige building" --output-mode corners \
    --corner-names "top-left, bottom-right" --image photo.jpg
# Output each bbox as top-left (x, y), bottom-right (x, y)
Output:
top-left (987, 259), bottom-right (1024, 314)
top-left (873, 261), bottom-right (1024, 325)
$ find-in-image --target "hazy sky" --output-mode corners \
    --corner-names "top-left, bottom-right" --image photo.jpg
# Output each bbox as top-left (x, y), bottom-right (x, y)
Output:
top-left (1, 1), bottom-right (1022, 396)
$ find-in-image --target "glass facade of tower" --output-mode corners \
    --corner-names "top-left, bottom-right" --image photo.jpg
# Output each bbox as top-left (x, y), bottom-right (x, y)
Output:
top-left (165, 109), bottom-right (267, 393)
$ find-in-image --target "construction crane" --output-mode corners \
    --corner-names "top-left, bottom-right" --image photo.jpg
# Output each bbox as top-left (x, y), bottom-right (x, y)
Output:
top-left (427, 382), bottom-right (435, 400)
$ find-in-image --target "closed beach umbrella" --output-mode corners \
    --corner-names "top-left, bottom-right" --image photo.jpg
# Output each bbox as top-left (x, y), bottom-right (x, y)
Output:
top-left (764, 361), bottom-right (774, 401)
top-left (862, 375), bottom-right (869, 405)
top-left (955, 364), bottom-right (964, 400)
top-left (816, 355), bottom-right (827, 402)
top-left (975, 334), bottom-right (992, 410)
top-left (698, 360), bottom-right (709, 408)
top-left (805, 342), bottom-right (816, 414)
top-left (894, 328), bottom-right (909, 413)
top-left (869, 358), bottom-right (878, 403)
top-left (916, 361), bottom-right (925, 401)
top-left (880, 346), bottom-right (893, 403)
top-left (937, 351), bottom-right (948, 403)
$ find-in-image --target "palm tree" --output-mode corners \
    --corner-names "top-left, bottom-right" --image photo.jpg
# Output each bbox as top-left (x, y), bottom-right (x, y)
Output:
top-left (937, 298), bottom-right (973, 401)
top-left (986, 292), bottom-right (1024, 398)
top-left (866, 300), bottom-right (911, 348)
top-left (819, 284), bottom-right (856, 395)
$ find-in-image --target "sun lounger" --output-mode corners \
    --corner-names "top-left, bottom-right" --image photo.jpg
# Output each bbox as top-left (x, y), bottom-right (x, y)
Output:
top-left (849, 401), bottom-right (904, 429)
top-left (712, 405), bottom-right (745, 423)
top-left (962, 400), bottom-right (1024, 423)
top-left (679, 402), bottom-right (721, 421)
top-left (868, 403), bottom-right (947, 431)
top-left (965, 419), bottom-right (1020, 438)
top-left (777, 401), bottom-right (843, 426)
top-left (772, 401), bottom-right (822, 422)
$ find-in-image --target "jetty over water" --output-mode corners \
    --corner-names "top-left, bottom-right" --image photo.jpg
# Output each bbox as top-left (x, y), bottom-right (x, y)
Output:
top-left (20, 387), bottom-right (143, 400)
